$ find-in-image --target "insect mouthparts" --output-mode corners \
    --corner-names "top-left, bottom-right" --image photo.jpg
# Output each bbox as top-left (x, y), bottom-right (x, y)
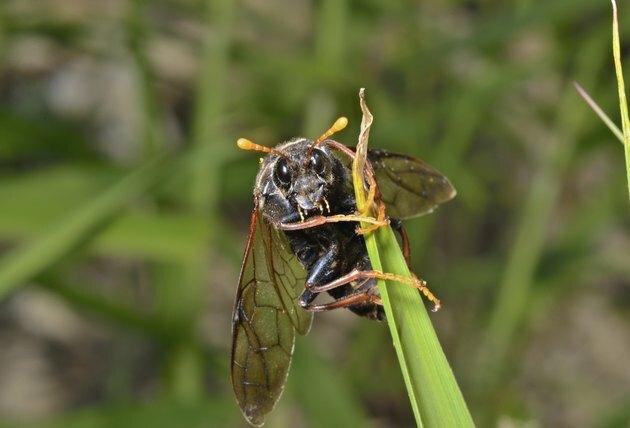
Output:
top-left (296, 205), bottom-right (306, 222)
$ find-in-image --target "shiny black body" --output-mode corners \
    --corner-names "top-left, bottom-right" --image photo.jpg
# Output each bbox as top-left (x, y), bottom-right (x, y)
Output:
top-left (254, 138), bottom-right (384, 319)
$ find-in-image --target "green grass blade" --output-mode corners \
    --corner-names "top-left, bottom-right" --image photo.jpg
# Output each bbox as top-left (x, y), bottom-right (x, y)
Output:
top-left (127, 0), bottom-right (162, 157)
top-left (0, 397), bottom-right (236, 428)
top-left (611, 0), bottom-right (630, 200)
top-left (353, 90), bottom-right (474, 427)
top-left (573, 81), bottom-right (624, 143)
top-left (470, 29), bottom-right (610, 424)
top-left (40, 275), bottom-right (169, 339)
top-left (290, 338), bottom-right (375, 428)
top-left (188, 0), bottom-right (234, 212)
top-left (0, 156), bottom-right (169, 299)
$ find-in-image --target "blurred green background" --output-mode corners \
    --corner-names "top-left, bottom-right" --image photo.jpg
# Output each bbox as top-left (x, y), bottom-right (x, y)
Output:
top-left (1, 0), bottom-right (629, 427)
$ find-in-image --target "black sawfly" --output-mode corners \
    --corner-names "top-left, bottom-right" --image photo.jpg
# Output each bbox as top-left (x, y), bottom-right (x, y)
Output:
top-left (231, 116), bottom-right (456, 426)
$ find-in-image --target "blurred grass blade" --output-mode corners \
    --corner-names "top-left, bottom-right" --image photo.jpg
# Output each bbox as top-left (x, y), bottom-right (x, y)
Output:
top-left (476, 30), bottom-right (608, 416)
top-left (0, 166), bottom-right (209, 262)
top-left (128, 0), bottom-right (161, 157)
top-left (573, 81), bottom-right (624, 143)
top-left (0, 157), bottom-right (169, 299)
top-left (353, 89), bottom-right (474, 427)
top-left (40, 273), bottom-right (170, 339)
top-left (611, 0), bottom-right (630, 200)
top-left (189, 0), bottom-right (234, 213)
top-left (0, 397), bottom-right (235, 428)
top-left (291, 338), bottom-right (375, 428)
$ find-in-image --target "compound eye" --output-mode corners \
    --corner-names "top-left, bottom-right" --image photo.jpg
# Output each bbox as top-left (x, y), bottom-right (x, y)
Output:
top-left (309, 150), bottom-right (326, 175)
top-left (275, 158), bottom-right (292, 187)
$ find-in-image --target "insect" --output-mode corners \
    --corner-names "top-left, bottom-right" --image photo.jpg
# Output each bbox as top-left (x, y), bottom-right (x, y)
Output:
top-left (231, 117), bottom-right (456, 426)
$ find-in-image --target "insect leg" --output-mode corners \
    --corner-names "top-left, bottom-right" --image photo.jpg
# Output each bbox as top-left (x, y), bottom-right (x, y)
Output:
top-left (390, 218), bottom-right (411, 267)
top-left (354, 198), bottom-right (387, 234)
top-left (298, 288), bottom-right (318, 308)
top-left (278, 213), bottom-right (388, 231)
top-left (298, 245), bottom-right (345, 307)
top-left (279, 210), bottom-right (302, 224)
top-left (300, 289), bottom-right (382, 312)
top-left (355, 165), bottom-right (388, 234)
top-left (304, 245), bottom-right (341, 290)
top-left (307, 268), bottom-right (440, 311)
top-left (324, 140), bottom-right (388, 234)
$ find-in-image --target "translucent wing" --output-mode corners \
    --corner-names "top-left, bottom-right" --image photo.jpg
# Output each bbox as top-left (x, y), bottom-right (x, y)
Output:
top-left (231, 207), bottom-right (312, 427)
top-left (367, 149), bottom-right (456, 219)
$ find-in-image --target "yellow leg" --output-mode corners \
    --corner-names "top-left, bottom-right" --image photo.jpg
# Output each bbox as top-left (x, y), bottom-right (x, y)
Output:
top-left (306, 268), bottom-right (441, 312)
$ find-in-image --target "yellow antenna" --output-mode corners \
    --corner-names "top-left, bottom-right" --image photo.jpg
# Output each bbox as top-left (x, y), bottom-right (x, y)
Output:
top-left (314, 116), bottom-right (348, 146)
top-left (306, 116), bottom-right (348, 160)
top-left (236, 138), bottom-right (291, 162)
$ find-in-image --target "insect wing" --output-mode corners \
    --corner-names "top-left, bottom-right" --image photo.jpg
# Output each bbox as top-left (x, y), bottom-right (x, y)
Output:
top-left (231, 208), bottom-right (312, 427)
top-left (368, 149), bottom-right (456, 219)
